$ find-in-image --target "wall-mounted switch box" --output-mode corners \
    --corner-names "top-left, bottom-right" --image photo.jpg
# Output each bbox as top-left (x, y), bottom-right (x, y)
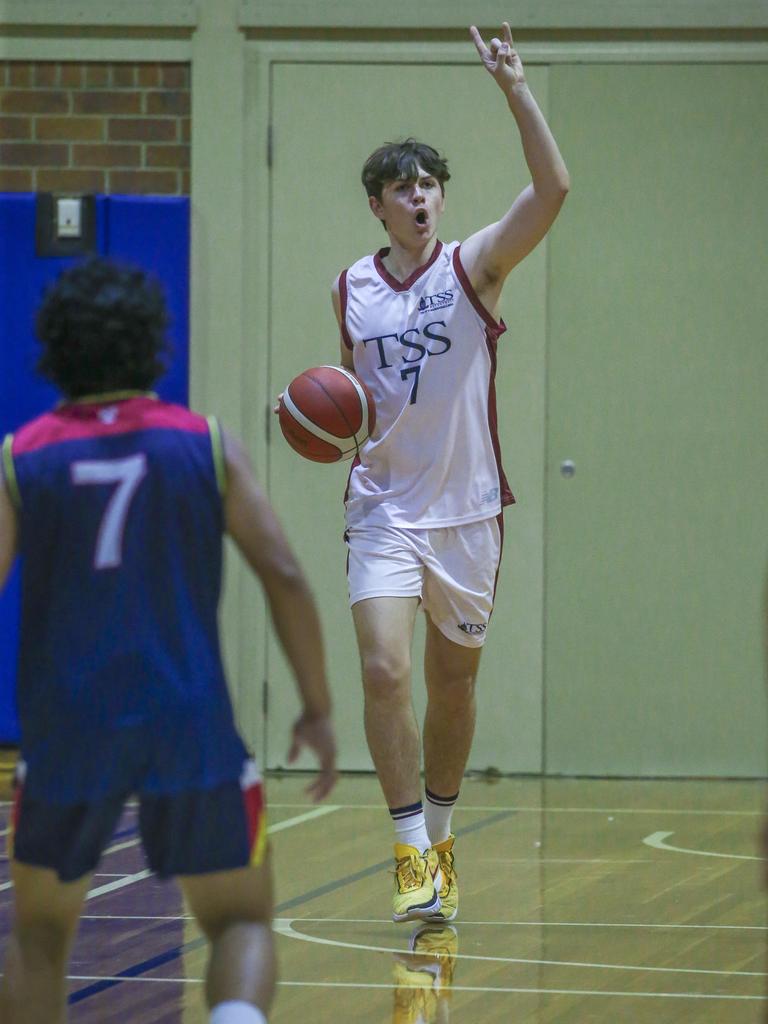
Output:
top-left (36, 193), bottom-right (96, 256)
top-left (56, 197), bottom-right (82, 238)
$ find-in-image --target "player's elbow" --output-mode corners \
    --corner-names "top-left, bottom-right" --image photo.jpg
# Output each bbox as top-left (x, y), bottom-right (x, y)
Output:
top-left (540, 176), bottom-right (570, 221)
top-left (540, 165), bottom-right (570, 206)
top-left (264, 553), bottom-right (311, 599)
top-left (547, 171), bottom-right (570, 204)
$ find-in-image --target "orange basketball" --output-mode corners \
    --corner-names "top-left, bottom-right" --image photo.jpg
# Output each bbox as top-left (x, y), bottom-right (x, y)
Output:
top-left (278, 365), bottom-right (376, 463)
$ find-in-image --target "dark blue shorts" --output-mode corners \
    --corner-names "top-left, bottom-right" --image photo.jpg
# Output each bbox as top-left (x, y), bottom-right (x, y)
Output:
top-left (9, 758), bottom-right (267, 883)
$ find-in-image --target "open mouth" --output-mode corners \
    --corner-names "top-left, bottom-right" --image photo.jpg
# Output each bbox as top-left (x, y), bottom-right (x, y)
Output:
top-left (415, 210), bottom-right (428, 226)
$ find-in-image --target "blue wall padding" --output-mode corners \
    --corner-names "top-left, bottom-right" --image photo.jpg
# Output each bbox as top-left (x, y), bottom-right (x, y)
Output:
top-left (105, 196), bottom-right (190, 406)
top-left (0, 193), bottom-right (190, 743)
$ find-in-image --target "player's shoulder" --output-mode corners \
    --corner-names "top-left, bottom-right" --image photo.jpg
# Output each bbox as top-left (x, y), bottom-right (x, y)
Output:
top-left (131, 397), bottom-right (211, 436)
top-left (10, 410), bottom-right (67, 457)
top-left (343, 249), bottom-right (379, 282)
top-left (440, 239), bottom-right (462, 264)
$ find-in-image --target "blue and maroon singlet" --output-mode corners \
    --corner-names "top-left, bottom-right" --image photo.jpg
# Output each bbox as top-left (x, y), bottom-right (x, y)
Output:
top-left (2, 393), bottom-right (248, 804)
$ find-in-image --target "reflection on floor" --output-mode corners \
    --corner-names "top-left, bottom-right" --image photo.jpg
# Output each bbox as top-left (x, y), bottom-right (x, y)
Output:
top-left (0, 769), bottom-right (766, 1023)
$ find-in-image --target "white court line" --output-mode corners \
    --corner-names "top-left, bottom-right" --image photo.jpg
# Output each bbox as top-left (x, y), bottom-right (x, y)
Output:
top-left (87, 871), bottom-right (152, 899)
top-left (70, 915), bottom-right (768, 932)
top-left (3, 799), bottom-right (764, 816)
top-left (102, 837), bottom-right (142, 855)
top-left (60, 974), bottom-right (765, 1001)
top-left (481, 857), bottom-right (654, 864)
top-left (273, 919), bottom-right (767, 978)
top-left (81, 914), bottom-right (196, 921)
top-left (279, 916), bottom-right (768, 932)
top-left (0, 805), bottom-right (340, 897)
top-left (268, 805), bottom-right (339, 833)
top-left (643, 831), bottom-right (766, 861)
top-left (268, 802), bottom-right (765, 816)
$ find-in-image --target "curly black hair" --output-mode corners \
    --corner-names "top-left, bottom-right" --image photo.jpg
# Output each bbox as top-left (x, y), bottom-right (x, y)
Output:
top-left (35, 257), bottom-right (170, 399)
top-left (361, 138), bottom-right (450, 201)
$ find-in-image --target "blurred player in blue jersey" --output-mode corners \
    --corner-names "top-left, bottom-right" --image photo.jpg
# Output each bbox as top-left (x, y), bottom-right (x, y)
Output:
top-left (0, 257), bottom-right (336, 1024)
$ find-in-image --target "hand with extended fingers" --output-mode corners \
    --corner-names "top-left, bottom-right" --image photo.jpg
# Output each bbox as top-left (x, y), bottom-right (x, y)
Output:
top-left (470, 21), bottom-right (526, 93)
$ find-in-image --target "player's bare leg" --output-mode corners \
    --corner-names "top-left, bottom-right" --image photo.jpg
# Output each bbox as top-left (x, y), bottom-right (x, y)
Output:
top-left (353, 596), bottom-right (443, 921)
top-left (423, 615), bottom-right (481, 798)
top-left (422, 615), bottom-right (482, 922)
top-left (352, 595), bottom-right (422, 809)
top-left (0, 862), bottom-right (91, 1024)
top-left (180, 852), bottom-right (276, 1020)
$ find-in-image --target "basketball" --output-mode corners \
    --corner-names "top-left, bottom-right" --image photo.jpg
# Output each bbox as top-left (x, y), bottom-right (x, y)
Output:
top-left (278, 365), bottom-right (376, 463)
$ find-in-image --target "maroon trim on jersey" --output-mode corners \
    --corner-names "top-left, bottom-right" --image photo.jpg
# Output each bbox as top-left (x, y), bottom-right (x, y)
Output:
top-left (13, 397), bottom-right (209, 456)
top-left (452, 245), bottom-right (506, 339)
top-left (373, 240), bottom-right (443, 292)
top-left (483, 327), bottom-right (516, 509)
top-left (452, 243), bottom-right (514, 507)
top-left (491, 511), bottom-right (505, 605)
top-left (338, 269), bottom-right (354, 351)
top-left (343, 454), bottom-right (360, 509)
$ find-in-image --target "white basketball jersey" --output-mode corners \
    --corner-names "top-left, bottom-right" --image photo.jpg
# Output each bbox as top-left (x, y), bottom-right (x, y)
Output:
top-left (339, 240), bottom-right (514, 529)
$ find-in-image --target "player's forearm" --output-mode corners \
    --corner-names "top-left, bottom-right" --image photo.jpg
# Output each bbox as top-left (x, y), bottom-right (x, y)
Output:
top-left (266, 575), bottom-right (332, 719)
top-left (506, 83), bottom-right (570, 199)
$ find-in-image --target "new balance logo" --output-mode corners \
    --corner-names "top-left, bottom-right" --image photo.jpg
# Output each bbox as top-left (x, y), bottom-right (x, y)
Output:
top-left (418, 289), bottom-right (454, 313)
top-left (458, 622), bottom-right (487, 636)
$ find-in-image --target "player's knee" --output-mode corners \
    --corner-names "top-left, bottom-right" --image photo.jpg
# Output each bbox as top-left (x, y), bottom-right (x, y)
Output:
top-left (361, 652), bottom-right (411, 697)
top-left (14, 918), bottom-right (73, 963)
top-left (191, 882), bottom-right (273, 941)
top-left (433, 667), bottom-right (477, 704)
top-left (196, 905), bottom-right (272, 943)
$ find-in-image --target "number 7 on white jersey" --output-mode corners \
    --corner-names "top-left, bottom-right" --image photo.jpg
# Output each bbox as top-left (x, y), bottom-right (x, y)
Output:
top-left (71, 454), bottom-right (148, 570)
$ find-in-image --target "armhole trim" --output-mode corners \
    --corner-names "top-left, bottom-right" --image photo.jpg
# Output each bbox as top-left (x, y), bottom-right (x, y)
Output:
top-left (339, 269), bottom-right (354, 351)
top-left (452, 245), bottom-right (506, 339)
top-left (2, 435), bottom-right (20, 509)
top-left (207, 416), bottom-right (227, 498)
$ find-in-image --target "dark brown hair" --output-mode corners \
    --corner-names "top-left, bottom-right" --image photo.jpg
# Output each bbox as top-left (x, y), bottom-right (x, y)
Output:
top-left (361, 138), bottom-right (450, 201)
top-left (36, 257), bottom-right (169, 398)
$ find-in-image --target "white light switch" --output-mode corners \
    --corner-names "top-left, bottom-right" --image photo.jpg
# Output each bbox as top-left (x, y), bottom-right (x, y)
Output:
top-left (56, 197), bottom-right (82, 239)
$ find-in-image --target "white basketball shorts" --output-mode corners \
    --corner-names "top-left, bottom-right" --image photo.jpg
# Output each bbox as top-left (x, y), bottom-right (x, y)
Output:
top-left (345, 517), bottom-right (503, 648)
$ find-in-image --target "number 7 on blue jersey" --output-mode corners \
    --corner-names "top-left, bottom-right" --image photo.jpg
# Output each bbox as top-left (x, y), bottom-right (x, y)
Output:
top-left (70, 454), bottom-right (148, 570)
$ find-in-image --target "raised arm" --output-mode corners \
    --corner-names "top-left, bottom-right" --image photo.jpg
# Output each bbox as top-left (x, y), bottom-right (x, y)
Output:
top-left (223, 428), bottom-right (337, 800)
top-left (461, 22), bottom-right (570, 315)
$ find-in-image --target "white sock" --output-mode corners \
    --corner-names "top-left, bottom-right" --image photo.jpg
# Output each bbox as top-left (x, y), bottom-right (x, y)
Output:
top-left (390, 800), bottom-right (431, 852)
top-left (424, 787), bottom-right (459, 846)
top-left (210, 1001), bottom-right (267, 1024)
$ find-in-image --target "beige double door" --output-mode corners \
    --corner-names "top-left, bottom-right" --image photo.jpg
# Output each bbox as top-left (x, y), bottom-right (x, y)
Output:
top-left (544, 63), bottom-right (768, 776)
top-left (262, 58), bottom-right (768, 777)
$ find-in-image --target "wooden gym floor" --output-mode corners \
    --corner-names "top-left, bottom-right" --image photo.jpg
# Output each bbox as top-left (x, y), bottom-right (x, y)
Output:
top-left (0, 759), bottom-right (766, 1023)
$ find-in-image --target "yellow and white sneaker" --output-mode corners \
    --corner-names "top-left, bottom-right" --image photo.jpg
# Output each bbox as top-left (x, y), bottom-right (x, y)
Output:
top-left (429, 835), bottom-right (458, 922)
top-left (392, 923), bottom-right (459, 1023)
top-left (393, 843), bottom-right (443, 923)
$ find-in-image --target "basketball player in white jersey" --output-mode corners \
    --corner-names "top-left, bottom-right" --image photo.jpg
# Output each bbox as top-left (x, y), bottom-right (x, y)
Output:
top-left (333, 22), bottom-right (569, 923)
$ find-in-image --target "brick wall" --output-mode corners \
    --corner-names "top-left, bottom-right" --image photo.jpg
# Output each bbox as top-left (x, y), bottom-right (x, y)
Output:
top-left (0, 62), bottom-right (190, 194)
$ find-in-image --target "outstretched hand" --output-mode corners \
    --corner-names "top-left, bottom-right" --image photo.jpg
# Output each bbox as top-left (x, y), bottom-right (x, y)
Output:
top-left (470, 21), bottom-right (525, 92)
top-left (287, 711), bottom-right (338, 802)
